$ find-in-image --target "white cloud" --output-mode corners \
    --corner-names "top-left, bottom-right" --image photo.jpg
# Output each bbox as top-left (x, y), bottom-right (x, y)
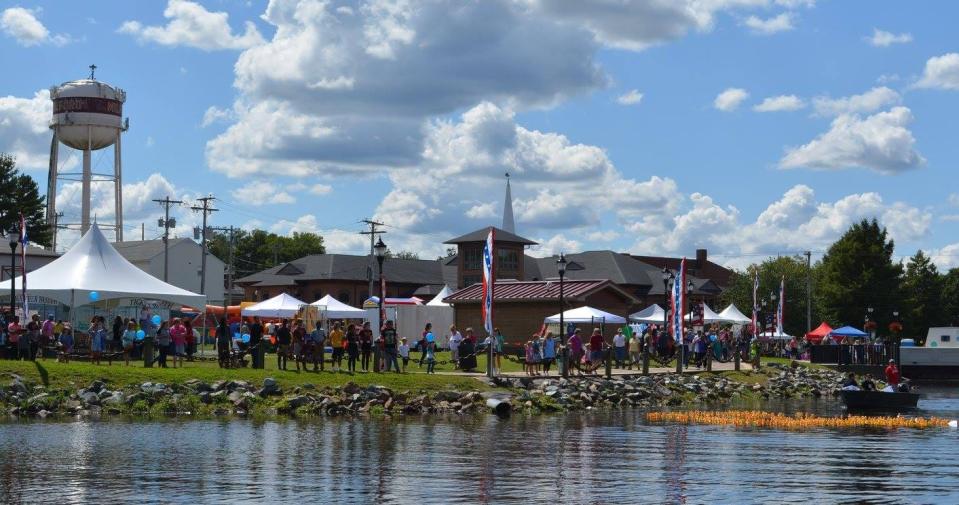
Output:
top-left (118, 0), bottom-right (264, 51)
top-left (200, 106), bottom-right (232, 127)
top-left (743, 13), bottom-right (794, 35)
top-left (930, 243), bottom-right (959, 270)
top-left (812, 86), bottom-right (900, 117)
top-left (309, 183), bottom-right (332, 195)
top-left (587, 230), bottom-right (620, 242)
top-left (465, 202), bottom-right (498, 219)
top-left (714, 87), bottom-right (749, 111)
top-left (616, 89), bottom-right (643, 105)
top-left (145, 136), bottom-right (155, 148)
top-left (753, 94), bottom-right (804, 112)
top-left (231, 181), bottom-right (296, 206)
top-left (530, 233), bottom-right (582, 257)
top-left (949, 193), bottom-right (959, 207)
top-left (876, 73), bottom-right (900, 84)
top-left (1, 7), bottom-right (70, 46)
top-left (267, 215), bottom-right (372, 254)
top-left (866, 28), bottom-right (912, 47)
top-left (915, 53), bottom-right (959, 91)
top-left (0, 89), bottom-right (53, 170)
top-left (780, 106), bottom-right (925, 174)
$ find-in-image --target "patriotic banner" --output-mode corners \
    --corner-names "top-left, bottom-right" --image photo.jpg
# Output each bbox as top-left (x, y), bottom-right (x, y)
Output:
top-left (752, 270), bottom-right (759, 337)
top-left (19, 213), bottom-right (27, 317)
top-left (379, 276), bottom-right (387, 327)
top-left (481, 228), bottom-right (494, 335)
top-left (776, 275), bottom-right (785, 336)
top-left (670, 258), bottom-right (686, 342)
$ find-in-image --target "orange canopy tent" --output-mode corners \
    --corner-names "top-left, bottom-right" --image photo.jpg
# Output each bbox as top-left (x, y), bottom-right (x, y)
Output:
top-left (805, 322), bottom-right (834, 344)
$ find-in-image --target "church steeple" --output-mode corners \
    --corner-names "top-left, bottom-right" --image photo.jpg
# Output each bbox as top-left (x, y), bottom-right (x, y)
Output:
top-left (502, 172), bottom-right (515, 233)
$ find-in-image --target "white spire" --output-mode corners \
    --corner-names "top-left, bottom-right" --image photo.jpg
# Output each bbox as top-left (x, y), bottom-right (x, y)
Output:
top-left (502, 172), bottom-right (515, 233)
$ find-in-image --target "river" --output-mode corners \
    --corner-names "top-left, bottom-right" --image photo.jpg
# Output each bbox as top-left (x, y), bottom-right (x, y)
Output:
top-left (0, 387), bottom-right (957, 504)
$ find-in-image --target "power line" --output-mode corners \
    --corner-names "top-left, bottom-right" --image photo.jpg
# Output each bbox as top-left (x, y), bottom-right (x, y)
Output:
top-left (359, 219), bottom-right (386, 298)
top-left (191, 196), bottom-right (218, 299)
top-left (153, 196), bottom-right (183, 282)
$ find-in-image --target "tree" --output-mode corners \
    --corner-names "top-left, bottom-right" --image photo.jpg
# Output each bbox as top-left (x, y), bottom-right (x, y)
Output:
top-left (940, 268), bottom-right (959, 327)
top-left (901, 250), bottom-right (943, 338)
top-left (208, 229), bottom-right (326, 279)
top-left (0, 154), bottom-right (50, 247)
top-left (387, 250), bottom-right (420, 260)
top-left (816, 219), bottom-right (903, 332)
top-left (719, 255), bottom-right (816, 337)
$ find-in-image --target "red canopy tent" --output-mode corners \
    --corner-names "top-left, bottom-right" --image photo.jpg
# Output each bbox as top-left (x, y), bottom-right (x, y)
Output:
top-left (805, 322), bottom-right (834, 344)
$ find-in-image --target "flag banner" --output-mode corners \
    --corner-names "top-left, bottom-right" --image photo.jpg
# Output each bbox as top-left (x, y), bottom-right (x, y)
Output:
top-left (670, 258), bottom-right (686, 342)
top-left (380, 276), bottom-right (387, 327)
top-left (19, 212), bottom-right (27, 317)
top-left (481, 228), bottom-right (494, 335)
top-left (777, 275), bottom-right (785, 335)
top-left (752, 271), bottom-right (759, 337)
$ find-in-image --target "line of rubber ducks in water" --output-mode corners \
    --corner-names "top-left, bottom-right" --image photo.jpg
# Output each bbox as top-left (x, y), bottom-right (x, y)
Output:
top-left (646, 410), bottom-right (958, 430)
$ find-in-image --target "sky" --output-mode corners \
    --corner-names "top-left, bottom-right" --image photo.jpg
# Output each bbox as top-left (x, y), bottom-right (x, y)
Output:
top-left (1, 0), bottom-right (958, 270)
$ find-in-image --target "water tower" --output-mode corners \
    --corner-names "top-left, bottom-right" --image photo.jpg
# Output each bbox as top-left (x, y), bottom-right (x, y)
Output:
top-left (47, 65), bottom-right (127, 249)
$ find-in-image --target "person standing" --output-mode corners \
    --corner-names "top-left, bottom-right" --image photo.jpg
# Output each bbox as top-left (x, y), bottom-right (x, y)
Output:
top-left (542, 332), bottom-right (556, 375)
top-left (425, 338), bottom-right (437, 374)
top-left (184, 319), bottom-right (196, 361)
top-left (121, 320), bottom-right (137, 366)
top-left (398, 337), bottom-right (410, 372)
top-left (359, 321), bottom-right (373, 372)
top-left (329, 322), bottom-right (344, 372)
top-left (382, 320), bottom-right (400, 373)
top-left (448, 324), bottom-right (463, 367)
top-left (312, 323), bottom-right (327, 372)
top-left (419, 323), bottom-right (432, 367)
top-left (612, 329), bottom-right (627, 369)
top-left (628, 331), bottom-right (641, 370)
top-left (276, 319), bottom-right (291, 371)
top-left (111, 316), bottom-right (123, 355)
top-left (567, 329), bottom-right (585, 376)
top-left (588, 328), bottom-right (604, 373)
top-left (884, 359), bottom-right (901, 388)
top-left (58, 325), bottom-right (74, 363)
top-left (25, 315), bottom-right (41, 361)
top-left (170, 318), bottom-right (187, 368)
top-left (248, 316), bottom-right (263, 369)
top-left (41, 315), bottom-right (56, 360)
top-left (292, 319), bottom-right (307, 371)
top-left (216, 317), bottom-right (231, 368)
top-left (154, 320), bottom-right (171, 368)
top-left (9, 316), bottom-right (23, 360)
top-left (345, 324), bottom-right (359, 373)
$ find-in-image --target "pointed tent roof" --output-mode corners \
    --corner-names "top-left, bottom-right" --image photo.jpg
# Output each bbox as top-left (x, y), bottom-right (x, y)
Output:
top-left (310, 294), bottom-right (366, 319)
top-left (502, 175), bottom-right (515, 233)
top-left (805, 321), bottom-right (834, 343)
top-left (685, 303), bottom-right (724, 323)
top-left (829, 326), bottom-right (868, 338)
top-left (241, 293), bottom-right (305, 318)
top-left (718, 304), bottom-right (752, 324)
top-left (0, 224), bottom-right (204, 308)
top-left (545, 306), bottom-right (626, 324)
top-left (426, 285), bottom-right (453, 306)
top-left (630, 304), bottom-right (666, 323)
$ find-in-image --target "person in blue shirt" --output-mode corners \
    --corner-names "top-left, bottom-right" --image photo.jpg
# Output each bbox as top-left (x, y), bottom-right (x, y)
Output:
top-left (542, 332), bottom-right (556, 375)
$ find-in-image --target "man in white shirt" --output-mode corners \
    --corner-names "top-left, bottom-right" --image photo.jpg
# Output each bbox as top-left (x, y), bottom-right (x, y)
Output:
top-left (612, 329), bottom-right (626, 368)
top-left (448, 325), bottom-right (463, 365)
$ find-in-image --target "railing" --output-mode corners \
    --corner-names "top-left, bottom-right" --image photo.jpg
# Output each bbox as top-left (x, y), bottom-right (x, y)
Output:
top-left (809, 343), bottom-right (896, 366)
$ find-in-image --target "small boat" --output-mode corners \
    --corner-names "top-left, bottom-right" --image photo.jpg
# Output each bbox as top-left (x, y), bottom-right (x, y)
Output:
top-left (840, 390), bottom-right (920, 410)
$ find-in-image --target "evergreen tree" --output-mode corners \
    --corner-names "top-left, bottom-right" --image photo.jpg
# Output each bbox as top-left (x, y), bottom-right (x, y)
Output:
top-left (817, 219), bottom-right (902, 331)
top-left (901, 250), bottom-right (943, 338)
top-left (0, 154), bottom-right (51, 247)
top-left (940, 268), bottom-right (959, 327)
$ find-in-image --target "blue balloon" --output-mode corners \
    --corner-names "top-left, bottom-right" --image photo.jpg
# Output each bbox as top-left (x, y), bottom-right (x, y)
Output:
top-left (426, 333), bottom-right (435, 343)
top-left (88, 291), bottom-right (99, 301)
top-left (709, 334), bottom-right (717, 342)
top-left (241, 333), bottom-right (250, 343)
top-left (151, 314), bottom-right (161, 326)
top-left (135, 329), bottom-right (145, 340)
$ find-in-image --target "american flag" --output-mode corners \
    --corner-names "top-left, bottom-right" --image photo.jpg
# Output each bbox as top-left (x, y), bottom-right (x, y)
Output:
top-left (481, 228), bottom-right (494, 335)
top-left (776, 275), bottom-right (785, 336)
top-left (19, 213), bottom-right (27, 317)
top-left (752, 270), bottom-right (759, 337)
top-left (670, 258), bottom-right (686, 342)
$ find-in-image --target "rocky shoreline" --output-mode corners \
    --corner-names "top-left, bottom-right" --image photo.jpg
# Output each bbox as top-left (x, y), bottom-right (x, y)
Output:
top-left (2, 363), bottom-right (846, 420)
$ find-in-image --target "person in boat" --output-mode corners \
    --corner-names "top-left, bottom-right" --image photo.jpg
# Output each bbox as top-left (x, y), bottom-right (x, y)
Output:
top-left (884, 359), bottom-right (905, 392)
top-left (841, 372), bottom-right (860, 390)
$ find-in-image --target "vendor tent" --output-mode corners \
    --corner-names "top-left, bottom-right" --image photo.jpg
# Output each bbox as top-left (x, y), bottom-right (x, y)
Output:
top-left (545, 306), bottom-right (626, 324)
top-left (685, 303), bottom-right (724, 323)
top-left (629, 304), bottom-right (666, 323)
top-left (426, 286), bottom-right (453, 306)
top-left (310, 294), bottom-right (366, 319)
top-left (829, 326), bottom-right (868, 338)
top-left (241, 293), bottom-right (305, 318)
top-left (718, 304), bottom-right (752, 324)
top-left (805, 322), bottom-right (834, 344)
top-left (759, 330), bottom-right (793, 340)
top-left (0, 224), bottom-right (204, 308)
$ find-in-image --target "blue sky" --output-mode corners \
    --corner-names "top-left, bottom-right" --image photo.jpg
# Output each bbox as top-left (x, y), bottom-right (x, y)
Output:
top-left (1, 0), bottom-right (958, 269)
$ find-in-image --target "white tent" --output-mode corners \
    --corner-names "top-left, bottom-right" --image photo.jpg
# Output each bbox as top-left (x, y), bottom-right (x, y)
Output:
top-left (759, 330), bottom-right (793, 340)
top-left (685, 303), bottom-right (724, 323)
top-left (545, 306), bottom-right (627, 324)
top-left (0, 224), bottom-right (204, 308)
top-left (630, 304), bottom-right (667, 323)
top-left (426, 286), bottom-right (453, 306)
top-left (718, 304), bottom-right (752, 324)
top-left (311, 294), bottom-right (366, 319)
top-left (241, 293), bottom-right (305, 318)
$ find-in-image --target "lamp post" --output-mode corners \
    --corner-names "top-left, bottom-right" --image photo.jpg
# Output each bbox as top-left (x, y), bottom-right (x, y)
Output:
top-left (866, 306), bottom-right (874, 340)
top-left (8, 228), bottom-right (17, 318)
top-left (374, 237), bottom-right (387, 373)
top-left (682, 280), bottom-right (693, 373)
top-left (892, 310), bottom-right (900, 366)
top-left (557, 253), bottom-right (567, 378)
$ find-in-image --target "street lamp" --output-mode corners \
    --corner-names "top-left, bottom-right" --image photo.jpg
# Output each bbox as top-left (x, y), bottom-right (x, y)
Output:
top-left (557, 253), bottom-right (567, 377)
top-left (8, 227), bottom-right (17, 318)
top-left (374, 237), bottom-right (387, 373)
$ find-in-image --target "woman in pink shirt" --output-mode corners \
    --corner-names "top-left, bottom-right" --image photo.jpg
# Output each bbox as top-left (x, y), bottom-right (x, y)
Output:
top-left (567, 329), bottom-right (584, 376)
top-left (170, 318), bottom-right (188, 368)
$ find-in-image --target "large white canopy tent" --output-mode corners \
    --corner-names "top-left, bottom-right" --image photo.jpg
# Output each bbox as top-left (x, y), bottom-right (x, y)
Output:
top-left (311, 294), bottom-right (366, 319)
top-left (629, 304), bottom-right (666, 323)
top-left (0, 224), bottom-right (205, 309)
top-left (718, 304), bottom-right (752, 324)
top-left (685, 303), bottom-right (724, 323)
top-left (426, 286), bottom-right (453, 306)
top-left (545, 306), bottom-right (627, 324)
top-left (241, 293), bottom-right (305, 318)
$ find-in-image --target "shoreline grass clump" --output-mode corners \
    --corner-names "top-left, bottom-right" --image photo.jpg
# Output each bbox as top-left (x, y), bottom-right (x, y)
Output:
top-left (647, 410), bottom-right (950, 430)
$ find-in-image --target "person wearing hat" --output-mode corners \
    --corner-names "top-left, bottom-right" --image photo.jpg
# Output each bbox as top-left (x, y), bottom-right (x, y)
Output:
top-left (57, 324), bottom-right (74, 363)
top-left (884, 359), bottom-right (901, 389)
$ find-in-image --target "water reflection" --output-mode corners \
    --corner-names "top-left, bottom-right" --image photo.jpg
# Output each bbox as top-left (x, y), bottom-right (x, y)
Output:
top-left (0, 394), bottom-right (957, 504)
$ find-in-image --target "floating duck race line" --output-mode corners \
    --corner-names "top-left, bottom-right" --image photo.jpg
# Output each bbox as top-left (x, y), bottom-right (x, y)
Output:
top-left (646, 411), bottom-right (959, 430)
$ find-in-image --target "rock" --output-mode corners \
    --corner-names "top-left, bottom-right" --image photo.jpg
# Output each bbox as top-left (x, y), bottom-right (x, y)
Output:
top-left (104, 392), bottom-right (126, 406)
top-left (27, 393), bottom-right (49, 405)
top-left (37, 409), bottom-right (52, 418)
top-left (228, 391), bottom-right (244, 403)
top-left (287, 395), bottom-right (310, 409)
top-left (89, 380), bottom-right (106, 393)
top-left (198, 392), bottom-right (212, 404)
top-left (79, 391), bottom-right (100, 405)
top-left (434, 390), bottom-right (460, 402)
top-left (342, 382), bottom-right (361, 395)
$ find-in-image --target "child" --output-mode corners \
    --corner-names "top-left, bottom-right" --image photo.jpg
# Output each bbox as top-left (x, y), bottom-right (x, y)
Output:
top-left (425, 339), bottom-right (436, 374)
top-left (58, 326), bottom-right (74, 363)
top-left (398, 337), bottom-right (410, 372)
top-left (524, 340), bottom-right (534, 376)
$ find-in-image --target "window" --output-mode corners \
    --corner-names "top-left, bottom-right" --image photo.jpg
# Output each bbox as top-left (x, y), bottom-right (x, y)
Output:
top-left (498, 249), bottom-right (518, 272)
top-left (463, 275), bottom-right (481, 287)
top-left (464, 248), bottom-right (483, 270)
top-left (338, 291), bottom-right (351, 304)
top-left (942, 335), bottom-right (951, 343)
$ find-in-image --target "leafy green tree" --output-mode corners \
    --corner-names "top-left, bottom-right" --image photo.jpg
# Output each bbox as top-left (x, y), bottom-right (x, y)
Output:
top-left (719, 255), bottom-right (816, 337)
top-left (816, 219), bottom-right (903, 331)
top-left (940, 268), bottom-right (959, 327)
top-left (0, 153), bottom-right (50, 247)
top-left (901, 250), bottom-right (943, 338)
top-left (208, 229), bottom-right (325, 278)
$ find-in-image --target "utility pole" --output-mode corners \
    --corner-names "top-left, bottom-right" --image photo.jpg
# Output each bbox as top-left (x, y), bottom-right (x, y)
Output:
top-left (805, 250), bottom-right (812, 332)
top-left (359, 219), bottom-right (386, 299)
top-left (50, 211), bottom-right (64, 252)
top-left (190, 196), bottom-right (218, 297)
top-left (153, 196), bottom-right (183, 282)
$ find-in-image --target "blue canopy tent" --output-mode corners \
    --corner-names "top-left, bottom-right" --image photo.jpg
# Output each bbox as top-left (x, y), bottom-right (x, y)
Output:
top-left (829, 326), bottom-right (868, 338)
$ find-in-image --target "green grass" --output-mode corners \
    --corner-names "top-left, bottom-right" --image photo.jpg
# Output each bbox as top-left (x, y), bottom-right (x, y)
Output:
top-left (760, 356), bottom-right (824, 368)
top-left (0, 356), bottom-right (496, 393)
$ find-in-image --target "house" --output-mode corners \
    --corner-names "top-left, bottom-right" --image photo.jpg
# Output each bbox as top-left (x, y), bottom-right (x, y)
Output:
top-left (112, 239), bottom-right (226, 304)
top-left (633, 249), bottom-right (734, 289)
